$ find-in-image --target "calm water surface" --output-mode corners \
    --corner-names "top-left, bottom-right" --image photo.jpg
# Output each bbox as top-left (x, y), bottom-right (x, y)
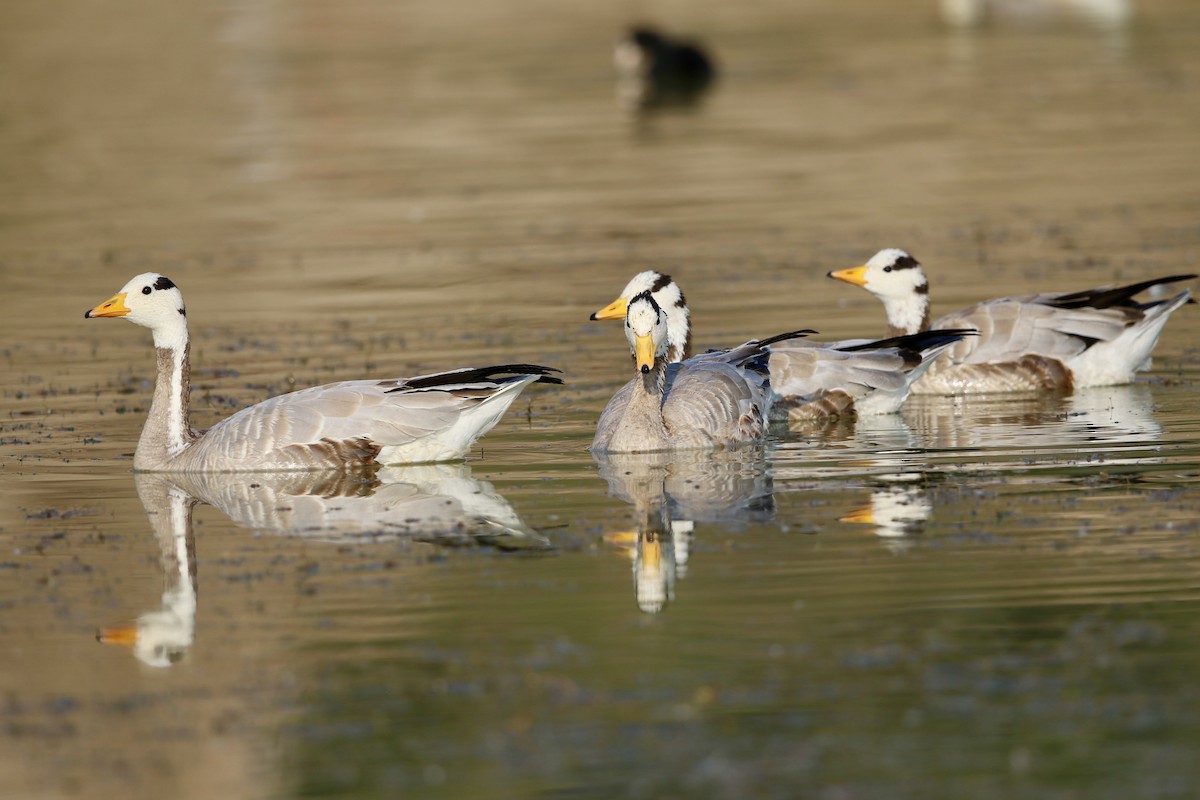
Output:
top-left (3, 0), bottom-right (1200, 798)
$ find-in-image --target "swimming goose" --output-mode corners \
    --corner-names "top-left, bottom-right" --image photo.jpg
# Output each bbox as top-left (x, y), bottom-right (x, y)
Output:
top-left (590, 270), bottom-right (972, 421)
top-left (85, 273), bottom-right (562, 472)
top-left (591, 292), bottom-right (810, 453)
top-left (829, 249), bottom-right (1195, 394)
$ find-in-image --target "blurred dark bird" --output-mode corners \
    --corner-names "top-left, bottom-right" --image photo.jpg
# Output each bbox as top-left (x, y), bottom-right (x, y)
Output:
top-left (615, 26), bottom-right (717, 111)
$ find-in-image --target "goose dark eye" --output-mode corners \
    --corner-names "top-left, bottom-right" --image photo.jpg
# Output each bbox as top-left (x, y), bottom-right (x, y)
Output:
top-left (883, 266), bottom-right (893, 273)
top-left (142, 286), bottom-right (152, 295)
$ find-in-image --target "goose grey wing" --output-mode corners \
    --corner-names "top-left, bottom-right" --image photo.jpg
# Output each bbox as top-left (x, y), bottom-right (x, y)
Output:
top-left (764, 342), bottom-right (915, 418)
top-left (661, 361), bottom-right (766, 447)
top-left (934, 299), bottom-right (1131, 366)
top-left (191, 365), bottom-right (559, 469)
top-left (768, 342), bottom-right (915, 398)
top-left (192, 380), bottom-right (471, 468)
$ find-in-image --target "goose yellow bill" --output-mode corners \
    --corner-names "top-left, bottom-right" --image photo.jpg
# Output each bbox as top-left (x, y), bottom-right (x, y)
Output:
top-left (603, 531), bottom-right (638, 549)
top-left (86, 292), bottom-right (131, 318)
top-left (828, 265), bottom-right (869, 287)
top-left (840, 507), bottom-right (876, 524)
top-left (97, 625), bottom-right (138, 646)
top-left (590, 296), bottom-right (628, 321)
top-left (640, 532), bottom-right (662, 569)
top-left (634, 333), bottom-right (656, 372)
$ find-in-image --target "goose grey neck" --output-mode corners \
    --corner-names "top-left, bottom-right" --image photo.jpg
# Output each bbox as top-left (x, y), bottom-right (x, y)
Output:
top-left (883, 285), bottom-right (932, 336)
top-left (135, 343), bottom-right (198, 471)
top-left (135, 475), bottom-right (199, 592)
top-left (639, 359), bottom-right (668, 396)
top-left (131, 474), bottom-right (198, 666)
top-left (604, 361), bottom-right (670, 452)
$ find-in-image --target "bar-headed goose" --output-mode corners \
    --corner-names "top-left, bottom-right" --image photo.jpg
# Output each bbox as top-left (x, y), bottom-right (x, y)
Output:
top-left (591, 270), bottom-right (692, 362)
top-left (830, 249), bottom-right (1195, 394)
top-left (591, 292), bottom-right (811, 453)
top-left (590, 270), bottom-right (972, 421)
top-left (86, 273), bottom-right (561, 472)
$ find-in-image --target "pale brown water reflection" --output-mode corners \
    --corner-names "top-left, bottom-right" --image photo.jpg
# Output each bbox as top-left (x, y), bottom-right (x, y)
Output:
top-left (4, 0), bottom-right (1200, 797)
top-left (595, 449), bottom-right (776, 612)
top-left (99, 467), bottom-right (551, 668)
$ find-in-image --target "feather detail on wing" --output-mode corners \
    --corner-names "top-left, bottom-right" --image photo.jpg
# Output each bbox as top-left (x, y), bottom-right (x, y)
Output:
top-left (183, 365), bottom-right (562, 470)
top-left (661, 361), bottom-right (767, 447)
top-left (1042, 274), bottom-right (1196, 310)
top-left (934, 276), bottom-right (1196, 369)
top-left (935, 300), bottom-right (1112, 365)
top-left (384, 364), bottom-right (563, 394)
top-left (767, 329), bottom-right (974, 418)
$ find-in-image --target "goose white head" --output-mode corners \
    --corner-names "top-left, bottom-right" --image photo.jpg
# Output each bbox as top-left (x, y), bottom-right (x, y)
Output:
top-left (829, 249), bottom-right (930, 335)
top-left (593, 271), bottom-right (691, 363)
top-left (86, 273), bottom-right (188, 350)
top-left (624, 292), bottom-right (669, 374)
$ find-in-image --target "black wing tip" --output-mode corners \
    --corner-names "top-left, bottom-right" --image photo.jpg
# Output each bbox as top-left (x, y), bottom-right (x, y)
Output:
top-left (482, 364), bottom-right (564, 384)
top-left (496, 364), bottom-right (563, 376)
top-left (837, 328), bottom-right (977, 354)
top-left (759, 328), bottom-right (818, 347)
top-left (1048, 274), bottom-right (1197, 310)
top-left (386, 364), bottom-right (562, 393)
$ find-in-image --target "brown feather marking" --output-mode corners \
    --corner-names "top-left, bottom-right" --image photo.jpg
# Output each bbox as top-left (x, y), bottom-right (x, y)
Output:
top-left (1012, 355), bottom-right (1073, 390)
top-left (975, 356), bottom-right (1072, 390)
top-left (276, 437), bottom-right (382, 469)
top-left (777, 389), bottom-right (858, 422)
top-left (927, 355), bottom-right (1072, 393)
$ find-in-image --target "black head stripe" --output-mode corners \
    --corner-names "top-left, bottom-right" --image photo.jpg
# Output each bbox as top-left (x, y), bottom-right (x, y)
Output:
top-left (914, 282), bottom-right (930, 295)
top-left (650, 273), bottom-right (674, 293)
top-left (153, 275), bottom-right (176, 291)
top-left (891, 254), bottom-right (920, 271)
top-left (630, 289), bottom-right (661, 310)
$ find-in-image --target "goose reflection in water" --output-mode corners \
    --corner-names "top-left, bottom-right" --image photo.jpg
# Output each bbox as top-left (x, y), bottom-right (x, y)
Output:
top-left (840, 484), bottom-right (933, 555)
top-left (595, 449), bottom-right (774, 613)
top-left (778, 386), bottom-right (1164, 552)
top-left (777, 384), bottom-right (1164, 484)
top-left (903, 384), bottom-right (1164, 468)
top-left (98, 465), bottom-right (550, 667)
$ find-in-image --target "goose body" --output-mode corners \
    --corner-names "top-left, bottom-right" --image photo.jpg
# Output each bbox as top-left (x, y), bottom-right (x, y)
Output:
top-left (830, 249), bottom-right (1195, 394)
top-left (591, 293), bottom-right (802, 453)
top-left (86, 273), bottom-right (561, 472)
top-left (590, 270), bottom-right (969, 421)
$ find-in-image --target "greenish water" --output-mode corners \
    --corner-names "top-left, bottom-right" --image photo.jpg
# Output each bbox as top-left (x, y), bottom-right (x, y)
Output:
top-left (3, 0), bottom-right (1200, 798)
